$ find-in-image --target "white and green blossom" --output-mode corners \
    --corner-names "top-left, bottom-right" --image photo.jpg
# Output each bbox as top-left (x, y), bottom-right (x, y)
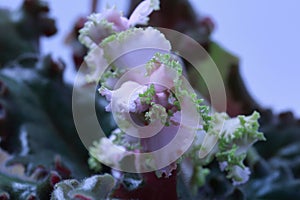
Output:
top-left (187, 111), bottom-right (265, 185)
top-left (79, 0), bottom-right (161, 49)
top-left (89, 136), bottom-right (130, 169)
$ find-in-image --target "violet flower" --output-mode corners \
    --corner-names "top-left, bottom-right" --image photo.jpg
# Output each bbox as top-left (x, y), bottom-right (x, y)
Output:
top-left (90, 44), bottom-right (207, 176)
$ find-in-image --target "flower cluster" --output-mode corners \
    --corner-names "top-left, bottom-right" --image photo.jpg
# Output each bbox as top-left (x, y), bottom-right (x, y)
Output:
top-left (79, 0), bottom-right (265, 186)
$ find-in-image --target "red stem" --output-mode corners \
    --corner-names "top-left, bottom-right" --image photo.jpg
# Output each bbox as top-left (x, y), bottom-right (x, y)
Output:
top-left (112, 170), bottom-right (178, 200)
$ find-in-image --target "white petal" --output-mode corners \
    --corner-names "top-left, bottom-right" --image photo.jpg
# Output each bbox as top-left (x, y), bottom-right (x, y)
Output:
top-left (84, 47), bottom-right (109, 83)
top-left (101, 27), bottom-right (171, 72)
top-left (128, 0), bottom-right (160, 27)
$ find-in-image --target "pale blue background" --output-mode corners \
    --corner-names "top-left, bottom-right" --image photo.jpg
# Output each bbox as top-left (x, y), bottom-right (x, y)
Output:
top-left (1, 0), bottom-right (299, 116)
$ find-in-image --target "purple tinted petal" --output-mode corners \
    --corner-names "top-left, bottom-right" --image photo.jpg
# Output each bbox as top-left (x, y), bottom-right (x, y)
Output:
top-left (103, 8), bottom-right (129, 31)
top-left (141, 124), bottom-right (178, 152)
